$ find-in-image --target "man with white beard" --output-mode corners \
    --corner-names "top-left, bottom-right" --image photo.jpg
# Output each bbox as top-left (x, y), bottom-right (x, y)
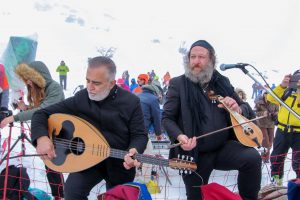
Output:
top-left (31, 56), bottom-right (148, 200)
top-left (162, 40), bottom-right (262, 200)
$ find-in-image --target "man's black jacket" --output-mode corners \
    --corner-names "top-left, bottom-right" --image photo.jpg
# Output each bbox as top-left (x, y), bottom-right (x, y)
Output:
top-left (31, 85), bottom-right (148, 154)
top-left (162, 72), bottom-right (254, 158)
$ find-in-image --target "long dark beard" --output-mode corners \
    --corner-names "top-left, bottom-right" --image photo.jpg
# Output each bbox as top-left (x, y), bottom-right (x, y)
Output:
top-left (184, 62), bottom-right (214, 86)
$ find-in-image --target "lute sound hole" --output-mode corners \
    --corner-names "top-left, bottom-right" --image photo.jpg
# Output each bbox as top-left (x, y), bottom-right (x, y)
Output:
top-left (70, 137), bottom-right (85, 155)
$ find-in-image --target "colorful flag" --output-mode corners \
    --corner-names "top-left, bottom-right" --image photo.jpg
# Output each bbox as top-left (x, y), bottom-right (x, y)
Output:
top-left (1, 36), bottom-right (38, 91)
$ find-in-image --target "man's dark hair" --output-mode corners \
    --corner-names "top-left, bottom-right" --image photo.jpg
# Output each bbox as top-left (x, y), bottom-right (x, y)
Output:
top-left (88, 56), bottom-right (116, 81)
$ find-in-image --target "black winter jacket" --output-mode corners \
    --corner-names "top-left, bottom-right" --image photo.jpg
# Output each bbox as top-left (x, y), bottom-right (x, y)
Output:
top-left (162, 72), bottom-right (253, 158)
top-left (31, 86), bottom-right (148, 154)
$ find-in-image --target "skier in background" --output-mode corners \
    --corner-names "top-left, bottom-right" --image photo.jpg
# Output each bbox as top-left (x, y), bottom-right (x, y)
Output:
top-left (56, 60), bottom-right (69, 90)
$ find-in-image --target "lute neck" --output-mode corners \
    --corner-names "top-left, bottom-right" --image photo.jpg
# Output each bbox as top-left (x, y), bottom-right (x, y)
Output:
top-left (109, 148), bottom-right (169, 167)
top-left (218, 97), bottom-right (246, 123)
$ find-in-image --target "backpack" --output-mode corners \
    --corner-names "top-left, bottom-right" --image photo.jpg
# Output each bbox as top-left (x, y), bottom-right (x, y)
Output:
top-left (0, 165), bottom-right (37, 200)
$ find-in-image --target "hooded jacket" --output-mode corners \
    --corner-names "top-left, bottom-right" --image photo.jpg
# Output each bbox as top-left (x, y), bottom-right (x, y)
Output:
top-left (130, 78), bottom-right (138, 92)
top-left (137, 87), bottom-right (162, 136)
top-left (13, 61), bottom-right (65, 122)
top-left (56, 64), bottom-right (69, 76)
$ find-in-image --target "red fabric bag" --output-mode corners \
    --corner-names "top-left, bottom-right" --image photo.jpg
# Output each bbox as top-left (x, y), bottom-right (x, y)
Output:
top-left (201, 182), bottom-right (242, 200)
top-left (98, 185), bottom-right (139, 200)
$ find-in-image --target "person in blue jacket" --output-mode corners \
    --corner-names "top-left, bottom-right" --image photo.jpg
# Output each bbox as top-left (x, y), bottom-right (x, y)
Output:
top-left (137, 84), bottom-right (162, 140)
top-left (130, 78), bottom-right (139, 92)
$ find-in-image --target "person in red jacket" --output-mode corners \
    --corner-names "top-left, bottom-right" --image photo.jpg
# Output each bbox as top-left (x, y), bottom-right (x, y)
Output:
top-left (0, 64), bottom-right (10, 122)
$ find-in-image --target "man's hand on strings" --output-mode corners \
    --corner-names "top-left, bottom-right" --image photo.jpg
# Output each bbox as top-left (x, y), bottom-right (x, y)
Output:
top-left (36, 136), bottom-right (56, 160)
top-left (218, 96), bottom-right (242, 114)
top-left (177, 134), bottom-right (197, 151)
top-left (123, 148), bottom-right (141, 170)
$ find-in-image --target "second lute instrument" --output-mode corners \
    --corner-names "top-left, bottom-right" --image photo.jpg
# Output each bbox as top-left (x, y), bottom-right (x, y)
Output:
top-left (209, 94), bottom-right (263, 148)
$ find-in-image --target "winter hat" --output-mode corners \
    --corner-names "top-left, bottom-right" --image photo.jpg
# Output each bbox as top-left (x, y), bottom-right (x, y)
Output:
top-left (188, 40), bottom-right (216, 66)
top-left (189, 40), bottom-right (215, 54)
top-left (14, 63), bottom-right (46, 88)
top-left (138, 74), bottom-right (149, 84)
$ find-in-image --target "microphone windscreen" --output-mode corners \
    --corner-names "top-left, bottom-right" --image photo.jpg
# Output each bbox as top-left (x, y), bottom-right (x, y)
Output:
top-left (219, 64), bottom-right (226, 71)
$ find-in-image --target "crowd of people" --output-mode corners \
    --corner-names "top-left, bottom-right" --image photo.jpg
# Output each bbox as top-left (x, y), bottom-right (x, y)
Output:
top-left (0, 39), bottom-right (299, 200)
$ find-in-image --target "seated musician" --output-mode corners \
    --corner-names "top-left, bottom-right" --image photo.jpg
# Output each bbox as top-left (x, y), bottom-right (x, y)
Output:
top-left (30, 56), bottom-right (148, 200)
top-left (162, 40), bottom-right (262, 200)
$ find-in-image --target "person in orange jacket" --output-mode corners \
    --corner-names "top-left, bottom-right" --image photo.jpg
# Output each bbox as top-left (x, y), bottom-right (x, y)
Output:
top-left (133, 74), bottom-right (149, 93)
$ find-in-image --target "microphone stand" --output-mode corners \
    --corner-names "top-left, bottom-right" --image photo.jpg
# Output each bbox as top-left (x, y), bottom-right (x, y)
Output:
top-left (0, 111), bottom-right (33, 165)
top-left (238, 66), bottom-right (300, 120)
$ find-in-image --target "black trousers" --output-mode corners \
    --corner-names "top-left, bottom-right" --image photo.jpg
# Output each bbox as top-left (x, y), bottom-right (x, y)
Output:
top-left (64, 158), bottom-right (135, 200)
top-left (182, 141), bottom-right (262, 200)
top-left (45, 166), bottom-right (64, 198)
top-left (270, 128), bottom-right (300, 178)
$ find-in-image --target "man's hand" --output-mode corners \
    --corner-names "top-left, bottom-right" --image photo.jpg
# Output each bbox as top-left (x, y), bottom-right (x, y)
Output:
top-left (36, 136), bottom-right (56, 160)
top-left (218, 96), bottom-right (242, 114)
top-left (0, 116), bottom-right (14, 128)
top-left (177, 134), bottom-right (197, 151)
top-left (123, 148), bottom-right (141, 170)
top-left (280, 74), bottom-right (291, 88)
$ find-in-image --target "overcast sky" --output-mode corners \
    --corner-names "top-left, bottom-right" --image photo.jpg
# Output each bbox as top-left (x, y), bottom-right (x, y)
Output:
top-left (1, 0), bottom-right (300, 96)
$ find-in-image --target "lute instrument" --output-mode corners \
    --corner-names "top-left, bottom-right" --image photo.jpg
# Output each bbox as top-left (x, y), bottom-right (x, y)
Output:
top-left (45, 114), bottom-right (197, 173)
top-left (209, 94), bottom-right (263, 147)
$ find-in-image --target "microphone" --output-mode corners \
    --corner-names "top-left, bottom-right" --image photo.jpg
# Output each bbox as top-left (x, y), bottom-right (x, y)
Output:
top-left (219, 63), bottom-right (249, 71)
